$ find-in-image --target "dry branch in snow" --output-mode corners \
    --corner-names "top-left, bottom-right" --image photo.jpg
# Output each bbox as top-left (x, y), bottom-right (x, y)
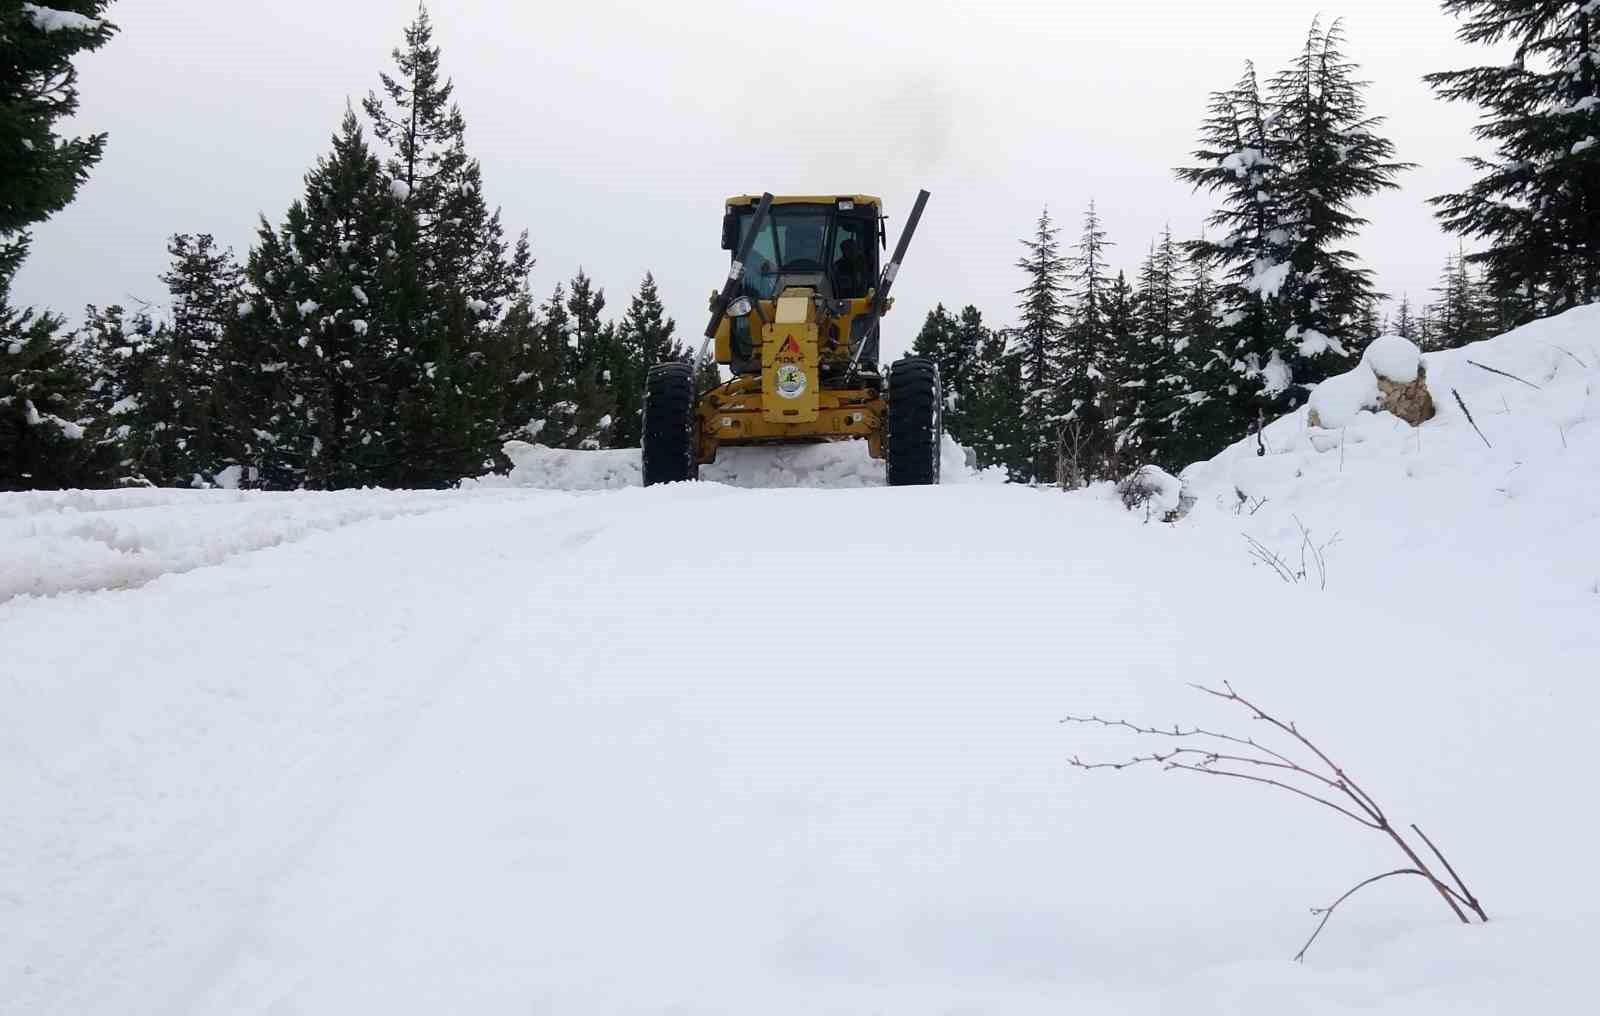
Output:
top-left (1063, 681), bottom-right (1488, 961)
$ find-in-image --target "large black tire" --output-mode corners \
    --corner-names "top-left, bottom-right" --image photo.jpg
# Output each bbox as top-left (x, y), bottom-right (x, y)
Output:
top-left (641, 362), bottom-right (698, 486)
top-left (886, 356), bottom-right (942, 487)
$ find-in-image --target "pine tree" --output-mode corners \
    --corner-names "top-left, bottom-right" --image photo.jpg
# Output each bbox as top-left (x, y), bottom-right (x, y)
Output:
top-left (613, 272), bottom-right (680, 447)
top-left (363, 3), bottom-right (533, 475)
top-left (149, 234), bottom-right (243, 484)
top-left (0, 299), bottom-right (110, 488)
top-left (77, 302), bottom-right (161, 480)
top-left (912, 303), bottom-right (990, 444)
top-left (1177, 25), bottom-right (1405, 461)
top-left (1393, 294), bottom-right (1416, 340)
top-left (1, 1), bottom-right (118, 489)
top-left (1269, 19), bottom-right (1411, 366)
top-left (962, 327), bottom-right (1030, 480)
top-left (1427, 246), bottom-right (1487, 349)
top-left (1057, 202), bottom-right (1116, 484)
top-left (1098, 269), bottom-right (1136, 474)
top-left (950, 304), bottom-right (990, 437)
top-left (559, 270), bottom-right (618, 449)
top-left (238, 110), bottom-right (419, 489)
top-left (1116, 229), bottom-right (1189, 468)
top-left (531, 282), bottom-right (582, 447)
top-left (1176, 62), bottom-right (1294, 459)
top-left (1013, 207), bottom-right (1069, 482)
top-left (1427, 1), bottom-right (1600, 316)
top-left (1, 1), bottom-right (116, 280)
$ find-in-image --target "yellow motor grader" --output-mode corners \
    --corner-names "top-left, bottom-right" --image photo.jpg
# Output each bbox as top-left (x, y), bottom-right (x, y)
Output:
top-left (640, 191), bottom-right (942, 486)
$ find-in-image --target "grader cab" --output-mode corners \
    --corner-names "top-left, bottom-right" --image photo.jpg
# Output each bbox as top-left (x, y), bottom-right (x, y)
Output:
top-left (640, 191), bottom-right (942, 486)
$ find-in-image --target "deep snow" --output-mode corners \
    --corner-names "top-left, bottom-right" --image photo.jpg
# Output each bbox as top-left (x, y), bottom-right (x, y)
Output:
top-left (3, 308), bottom-right (1598, 1014)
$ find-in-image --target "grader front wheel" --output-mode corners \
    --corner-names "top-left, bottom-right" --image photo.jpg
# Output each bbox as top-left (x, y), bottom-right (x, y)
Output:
top-left (641, 362), bottom-right (698, 486)
top-left (886, 356), bottom-right (942, 487)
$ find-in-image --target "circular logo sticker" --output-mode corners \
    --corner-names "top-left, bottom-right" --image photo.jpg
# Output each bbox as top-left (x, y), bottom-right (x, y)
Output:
top-left (775, 363), bottom-right (808, 400)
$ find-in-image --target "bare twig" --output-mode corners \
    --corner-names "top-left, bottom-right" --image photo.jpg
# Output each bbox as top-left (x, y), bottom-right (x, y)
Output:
top-left (1467, 359), bottom-right (1541, 390)
top-left (1064, 682), bottom-right (1487, 959)
top-left (1452, 389), bottom-right (1492, 448)
top-left (1243, 534), bottom-right (1298, 583)
top-left (1295, 869), bottom-right (1427, 962)
top-left (1548, 344), bottom-right (1590, 370)
top-left (1412, 824), bottom-right (1488, 921)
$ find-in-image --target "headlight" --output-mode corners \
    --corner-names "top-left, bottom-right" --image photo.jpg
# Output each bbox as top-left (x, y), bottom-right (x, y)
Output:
top-left (726, 296), bottom-right (754, 318)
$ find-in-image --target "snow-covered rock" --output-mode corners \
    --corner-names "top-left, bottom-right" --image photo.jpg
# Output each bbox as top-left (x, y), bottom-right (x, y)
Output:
top-left (1307, 334), bottom-right (1434, 429)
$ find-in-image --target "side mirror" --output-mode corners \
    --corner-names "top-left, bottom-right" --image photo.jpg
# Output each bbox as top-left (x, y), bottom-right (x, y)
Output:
top-left (726, 296), bottom-right (754, 318)
top-left (721, 211), bottom-right (739, 251)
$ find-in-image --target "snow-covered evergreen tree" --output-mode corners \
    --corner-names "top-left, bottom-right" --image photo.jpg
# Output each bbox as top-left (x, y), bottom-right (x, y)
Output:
top-left (1426, 246), bottom-right (1488, 349)
top-left (1269, 19), bottom-right (1410, 367)
top-left (1177, 25), bottom-right (1404, 460)
top-left (149, 234), bottom-right (243, 484)
top-left (962, 327), bottom-right (1030, 481)
top-left (1, 0), bottom-right (117, 489)
top-left (1115, 229), bottom-right (1189, 469)
top-left (612, 272), bottom-right (681, 447)
top-left (912, 302), bottom-right (990, 445)
top-left (77, 302), bottom-right (161, 480)
top-left (1427, 0), bottom-right (1600, 317)
top-left (362, 2), bottom-right (533, 477)
top-left (1013, 207), bottom-right (1069, 482)
top-left (1064, 202), bottom-right (1113, 409)
top-left (1176, 62), bottom-right (1295, 458)
top-left (1392, 294), bottom-right (1416, 340)
top-left (237, 110), bottom-right (418, 489)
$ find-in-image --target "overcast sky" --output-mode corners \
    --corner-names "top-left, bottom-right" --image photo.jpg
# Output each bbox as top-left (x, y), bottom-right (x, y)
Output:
top-left (17, 0), bottom-right (1488, 359)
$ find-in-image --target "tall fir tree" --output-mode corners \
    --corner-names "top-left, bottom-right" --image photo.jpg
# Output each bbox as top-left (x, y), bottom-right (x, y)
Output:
top-left (1116, 228), bottom-right (1190, 469)
top-left (1, 0), bottom-right (117, 489)
top-left (1059, 201), bottom-right (1116, 483)
top-left (148, 234), bottom-right (243, 484)
top-left (1176, 61), bottom-right (1295, 460)
top-left (1013, 207), bottom-right (1069, 482)
top-left (236, 110), bottom-right (420, 489)
top-left (1269, 19), bottom-right (1411, 366)
top-left (1098, 268), bottom-right (1135, 474)
top-left (1427, 0), bottom-right (1600, 318)
top-left (1177, 25), bottom-right (1405, 462)
top-left (363, 2), bottom-right (533, 478)
top-left (563, 269), bottom-right (618, 449)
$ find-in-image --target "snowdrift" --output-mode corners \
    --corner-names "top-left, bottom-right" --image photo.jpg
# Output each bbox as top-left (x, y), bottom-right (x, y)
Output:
top-left (0, 488), bottom-right (526, 600)
top-left (1178, 305), bottom-right (1600, 603)
top-left (488, 433), bottom-right (995, 490)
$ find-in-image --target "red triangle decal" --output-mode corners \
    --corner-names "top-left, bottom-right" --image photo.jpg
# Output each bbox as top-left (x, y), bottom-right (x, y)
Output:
top-left (779, 336), bottom-right (802, 357)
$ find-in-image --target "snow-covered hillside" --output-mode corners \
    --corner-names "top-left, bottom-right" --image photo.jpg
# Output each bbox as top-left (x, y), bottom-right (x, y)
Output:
top-left (2, 310), bottom-right (1597, 1014)
top-left (1180, 304), bottom-right (1600, 612)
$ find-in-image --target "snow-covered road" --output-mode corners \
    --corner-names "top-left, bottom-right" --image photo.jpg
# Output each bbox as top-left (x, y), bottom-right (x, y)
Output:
top-left (4, 473), bottom-right (1595, 1013)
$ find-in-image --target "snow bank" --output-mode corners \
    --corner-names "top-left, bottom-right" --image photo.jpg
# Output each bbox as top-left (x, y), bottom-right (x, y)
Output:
top-left (1181, 304), bottom-right (1600, 603)
top-left (0, 488), bottom-right (526, 600)
top-left (488, 433), bottom-right (998, 490)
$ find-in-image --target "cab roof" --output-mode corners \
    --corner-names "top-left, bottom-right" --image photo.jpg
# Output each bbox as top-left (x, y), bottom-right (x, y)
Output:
top-left (725, 194), bottom-right (883, 209)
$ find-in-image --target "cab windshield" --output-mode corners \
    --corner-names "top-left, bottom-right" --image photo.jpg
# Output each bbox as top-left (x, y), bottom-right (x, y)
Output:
top-left (735, 204), bottom-right (878, 301)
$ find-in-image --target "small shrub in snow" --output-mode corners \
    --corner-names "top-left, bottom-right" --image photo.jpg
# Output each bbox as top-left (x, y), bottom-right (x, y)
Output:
top-left (1118, 465), bottom-right (1185, 522)
top-left (1243, 516), bottom-right (1339, 590)
top-left (1064, 682), bottom-right (1488, 961)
